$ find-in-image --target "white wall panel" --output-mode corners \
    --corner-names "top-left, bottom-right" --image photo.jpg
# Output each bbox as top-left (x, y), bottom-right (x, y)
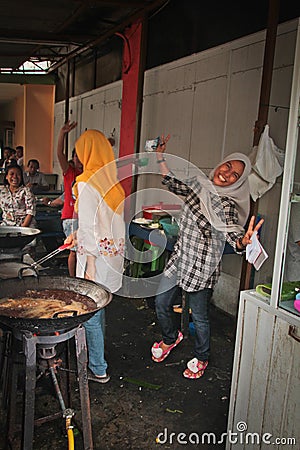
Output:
top-left (165, 61), bottom-right (196, 92)
top-left (102, 84), bottom-right (123, 158)
top-left (163, 89), bottom-right (194, 161)
top-left (225, 68), bottom-right (262, 155)
top-left (68, 98), bottom-right (81, 148)
top-left (273, 28), bottom-right (297, 69)
top-left (80, 91), bottom-right (105, 133)
top-left (143, 67), bottom-right (166, 96)
top-left (53, 81), bottom-right (122, 187)
top-left (140, 91), bottom-right (166, 147)
top-left (194, 52), bottom-right (229, 82)
top-left (268, 66), bottom-right (294, 148)
top-left (231, 40), bottom-right (265, 73)
top-left (191, 77), bottom-right (228, 168)
top-left (79, 82), bottom-right (122, 158)
top-left (53, 102), bottom-right (65, 187)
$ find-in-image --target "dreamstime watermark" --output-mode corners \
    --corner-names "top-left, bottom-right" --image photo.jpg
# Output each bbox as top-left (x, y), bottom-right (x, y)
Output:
top-left (155, 422), bottom-right (297, 446)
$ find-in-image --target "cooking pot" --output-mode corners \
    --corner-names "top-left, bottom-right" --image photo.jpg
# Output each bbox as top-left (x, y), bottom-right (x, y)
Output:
top-left (0, 275), bottom-right (112, 334)
top-left (0, 226), bottom-right (41, 250)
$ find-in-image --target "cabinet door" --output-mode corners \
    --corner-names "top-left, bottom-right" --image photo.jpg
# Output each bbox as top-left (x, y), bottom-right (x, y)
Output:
top-left (227, 295), bottom-right (300, 449)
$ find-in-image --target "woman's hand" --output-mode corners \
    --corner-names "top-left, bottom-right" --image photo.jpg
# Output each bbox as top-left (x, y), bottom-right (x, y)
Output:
top-left (61, 120), bottom-right (77, 134)
top-left (21, 214), bottom-right (33, 228)
top-left (156, 134), bottom-right (170, 155)
top-left (155, 134), bottom-right (171, 176)
top-left (237, 215), bottom-right (264, 249)
top-left (42, 197), bottom-right (51, 206)
top-left (64, 231), bottom-right (77, 249)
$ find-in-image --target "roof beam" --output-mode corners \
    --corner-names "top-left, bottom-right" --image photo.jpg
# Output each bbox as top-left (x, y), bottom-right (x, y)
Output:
top-left (0, 30), bottom-right (92, 46)
top-left (47, 0), bottom-right (169, 73)
top-left (0, 73), bottom-right (56, 84)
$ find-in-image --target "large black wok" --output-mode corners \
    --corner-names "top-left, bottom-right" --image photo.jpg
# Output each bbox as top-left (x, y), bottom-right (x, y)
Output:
top-left (0, 226), bottom-right (41, 250)
top-left (0, 275), bottom-right (112, 334)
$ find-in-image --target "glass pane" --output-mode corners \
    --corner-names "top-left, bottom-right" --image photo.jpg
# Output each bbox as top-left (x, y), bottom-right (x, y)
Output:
top-left (280, 140), bottom-right (300, 316)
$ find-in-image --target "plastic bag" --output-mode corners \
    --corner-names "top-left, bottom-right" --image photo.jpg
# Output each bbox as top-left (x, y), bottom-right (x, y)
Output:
top-left (249, 124), bottom-right (284, 201)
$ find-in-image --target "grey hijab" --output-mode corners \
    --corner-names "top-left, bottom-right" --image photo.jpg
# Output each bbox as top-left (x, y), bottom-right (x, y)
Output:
top-left (189, 152), bottom-right (251, 233)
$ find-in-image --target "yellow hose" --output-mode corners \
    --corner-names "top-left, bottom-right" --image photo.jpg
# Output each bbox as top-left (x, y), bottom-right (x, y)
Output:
top-left (67, 427), bottom-right (75, 450)
top-left (66, 417), bottom-right (75, 450)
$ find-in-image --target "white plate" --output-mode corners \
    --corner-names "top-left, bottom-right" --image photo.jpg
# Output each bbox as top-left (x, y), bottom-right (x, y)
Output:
top-left (147, 223), bottom-right (160, 229)
top-left (132, 218), bottom-right (152, 225)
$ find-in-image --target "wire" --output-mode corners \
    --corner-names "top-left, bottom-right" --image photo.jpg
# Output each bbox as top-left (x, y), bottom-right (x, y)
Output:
top-left (115, 32), bottom-right (131, 73)
top-left (261, 103), bottom-right (290, 111)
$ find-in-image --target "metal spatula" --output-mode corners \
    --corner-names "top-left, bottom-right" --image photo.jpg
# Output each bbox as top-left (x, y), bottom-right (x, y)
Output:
top-left (30, 243), bottom-right (71, 268)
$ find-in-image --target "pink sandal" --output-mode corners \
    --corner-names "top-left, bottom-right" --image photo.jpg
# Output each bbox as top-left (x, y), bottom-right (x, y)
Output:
top-left (151, 331), bottom-right (183, 362)
top-left (183, 358), bottom-right (208, 379)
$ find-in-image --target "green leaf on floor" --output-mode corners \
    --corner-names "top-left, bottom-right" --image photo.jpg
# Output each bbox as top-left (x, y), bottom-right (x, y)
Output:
top-left (123, 377), bottom-right (162, 390)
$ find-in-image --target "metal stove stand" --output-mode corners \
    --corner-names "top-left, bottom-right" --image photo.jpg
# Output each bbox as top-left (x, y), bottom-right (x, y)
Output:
top-left (0, 325), bottom-right (93, 450)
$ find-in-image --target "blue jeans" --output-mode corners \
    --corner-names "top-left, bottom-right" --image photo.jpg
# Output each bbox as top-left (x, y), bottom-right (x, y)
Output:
top-left (155, 275), bottom-right (213, 361)
top-left (62, 218), bottom-right (78, 252)
top-left (83, 309), bottom-right (107, 376)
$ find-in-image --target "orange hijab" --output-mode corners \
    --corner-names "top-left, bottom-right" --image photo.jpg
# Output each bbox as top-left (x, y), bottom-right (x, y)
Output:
top-left (73, 129), bottom-right (125, 214)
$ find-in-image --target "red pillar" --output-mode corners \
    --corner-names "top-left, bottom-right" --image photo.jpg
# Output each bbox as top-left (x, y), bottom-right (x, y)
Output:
top-left (118, 20), bottom-right (144, 199)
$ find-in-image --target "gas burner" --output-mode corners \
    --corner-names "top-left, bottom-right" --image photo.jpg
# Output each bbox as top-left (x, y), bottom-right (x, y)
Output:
top-left (1, 325), bottom-right (93, 449)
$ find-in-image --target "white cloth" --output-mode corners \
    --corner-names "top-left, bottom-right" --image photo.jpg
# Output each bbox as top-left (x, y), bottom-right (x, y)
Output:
top-left (17, 157), bottom-right (23, 167)
top-left (76, 182), bottom-right (125, 295)
top-left (249, 125), bottom-right (284, 201)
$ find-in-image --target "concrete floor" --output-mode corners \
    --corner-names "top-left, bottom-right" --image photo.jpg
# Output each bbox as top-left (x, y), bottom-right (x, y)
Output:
top-left (0, 254), bottom-right (237, 450)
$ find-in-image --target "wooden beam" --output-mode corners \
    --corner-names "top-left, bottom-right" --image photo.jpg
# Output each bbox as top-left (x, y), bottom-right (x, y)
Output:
top-left (239, 0), bottom-right (280, 293)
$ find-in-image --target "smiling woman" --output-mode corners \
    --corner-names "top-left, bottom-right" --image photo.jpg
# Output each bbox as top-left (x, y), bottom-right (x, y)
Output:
top-left (0, 164), bottom-right (36, 228)
top-left (151, 139), bottom-right (264, 379)
top-left (212, 160), bottom-right (245, 186)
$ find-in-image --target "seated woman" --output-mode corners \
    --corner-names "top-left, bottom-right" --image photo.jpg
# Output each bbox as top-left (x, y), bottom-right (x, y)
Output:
top-left (0, 164), bottom-right (36, 228)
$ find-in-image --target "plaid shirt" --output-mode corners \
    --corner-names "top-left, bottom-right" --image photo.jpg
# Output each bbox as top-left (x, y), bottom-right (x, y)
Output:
top-left (162, 175), bottom-right (244, 292)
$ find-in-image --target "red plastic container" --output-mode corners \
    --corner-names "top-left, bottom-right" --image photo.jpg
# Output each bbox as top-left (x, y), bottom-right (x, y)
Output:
top-left (143, 207), bottom-right (160, 220)
top-left (142, 202), bottom-right (181, 220)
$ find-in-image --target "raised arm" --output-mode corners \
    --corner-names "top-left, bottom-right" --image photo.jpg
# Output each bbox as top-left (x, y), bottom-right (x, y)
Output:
top-left (155, 134), bottom-right (171, 176)
top-left (57, 121), bottom-right (77, 173)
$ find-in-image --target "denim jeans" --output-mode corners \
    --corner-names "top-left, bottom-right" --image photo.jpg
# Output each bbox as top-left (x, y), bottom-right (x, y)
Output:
top-left (155, 274), bottom-right (213, 361)
top-left (83, 308), bottom-right (107, 376)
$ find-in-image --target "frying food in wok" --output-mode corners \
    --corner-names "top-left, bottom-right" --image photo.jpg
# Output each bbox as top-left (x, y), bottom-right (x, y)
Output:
top-left (0, 289), bottom-right (97, 319)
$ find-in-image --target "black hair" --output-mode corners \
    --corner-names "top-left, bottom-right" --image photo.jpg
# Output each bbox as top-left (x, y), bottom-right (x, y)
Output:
top-left (72, 148), bottom-right (76, 158)
top-left (27, 159), bottom-right (40, 169)
top-left (2, 146), bottom-right (13, 157)
top-left (4, 164), bottom-right (25, 186)
top-left (4, 158), bottom-right (18, 170)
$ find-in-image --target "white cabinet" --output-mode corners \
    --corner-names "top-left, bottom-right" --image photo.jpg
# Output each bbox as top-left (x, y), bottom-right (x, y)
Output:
top-left (227, 19), bottom-right (300, 449)
top-left (226, 291), bottom-right (299, 450)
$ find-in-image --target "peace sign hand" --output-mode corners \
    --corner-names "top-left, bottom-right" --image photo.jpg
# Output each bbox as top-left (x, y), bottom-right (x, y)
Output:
top-left (156, 134), bottom-right (171, 154)
top-left (240, 215), bottom-right (264, 248)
